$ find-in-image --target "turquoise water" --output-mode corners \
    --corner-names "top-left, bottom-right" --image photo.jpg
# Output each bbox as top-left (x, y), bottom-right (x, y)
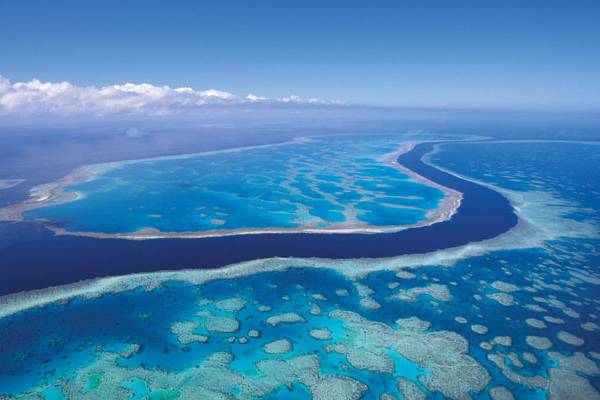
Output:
top-left (1, 141), bottom-right (599, 399)
top-left (23, 135), bottom-right (448, 234)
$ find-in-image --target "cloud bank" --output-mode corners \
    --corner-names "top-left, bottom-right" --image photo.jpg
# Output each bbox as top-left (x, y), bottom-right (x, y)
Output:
top-left (0, 75), bottom-right (346, 118)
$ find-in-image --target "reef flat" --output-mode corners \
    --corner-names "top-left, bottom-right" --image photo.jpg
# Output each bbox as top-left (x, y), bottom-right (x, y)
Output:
top-left (0, 135), bottom-right (520, 295)
top-left (1, 135), bottom-right (462, 238)
top-left (1, 141), bottom-right (599, 399)
top-left (1, 242), bottom-right (599, 399)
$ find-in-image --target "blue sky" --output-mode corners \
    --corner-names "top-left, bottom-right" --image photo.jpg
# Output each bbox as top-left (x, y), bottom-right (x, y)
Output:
top-left (0, 0), bottom-right (599, 109)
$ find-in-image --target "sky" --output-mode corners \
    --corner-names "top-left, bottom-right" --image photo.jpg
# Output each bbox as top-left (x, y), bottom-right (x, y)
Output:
top-left (0, 0), bottom-right (599, 113)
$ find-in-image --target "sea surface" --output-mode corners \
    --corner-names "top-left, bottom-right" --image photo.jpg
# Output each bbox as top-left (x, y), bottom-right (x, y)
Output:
top-left (0, 136), bottom-right (517, 295)
top-left (0, 140), bottom-right (599, 399)
top-left (22, 135), bottom-right (452, 235)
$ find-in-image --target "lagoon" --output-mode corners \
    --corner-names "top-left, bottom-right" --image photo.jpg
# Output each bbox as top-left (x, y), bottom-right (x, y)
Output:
top-left (19, 135), bottom-right (454, 238)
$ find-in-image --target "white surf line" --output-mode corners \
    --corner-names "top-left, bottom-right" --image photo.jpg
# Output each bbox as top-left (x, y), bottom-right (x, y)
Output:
top-left (0, 135), bottom-right (474, 239)
top-left (3, 139), bottom-right (597, 320)
top-left (0, 179), bottom-right (25, 190)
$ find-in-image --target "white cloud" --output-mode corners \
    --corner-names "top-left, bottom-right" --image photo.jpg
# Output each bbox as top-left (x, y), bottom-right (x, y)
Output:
top-left (0, 75), bottom-right (346, 118)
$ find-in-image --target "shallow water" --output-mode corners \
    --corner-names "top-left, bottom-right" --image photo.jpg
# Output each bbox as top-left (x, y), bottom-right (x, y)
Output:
top-left (1, 141), bottom-right (599, 399)
top-left (0, 138), bottom-right (517, 296)
top-left (23, 135), bottom-right (451, 235)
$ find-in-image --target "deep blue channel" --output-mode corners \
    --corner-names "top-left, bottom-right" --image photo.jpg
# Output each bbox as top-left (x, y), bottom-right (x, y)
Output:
top-left (0, 142), bottom-right (518, 295)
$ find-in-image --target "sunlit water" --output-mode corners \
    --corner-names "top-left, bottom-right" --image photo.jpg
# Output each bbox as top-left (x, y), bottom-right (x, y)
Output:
top-left (23, 135), bottom-right (452, 235)
top-left (1, 141), bottom-right (599, 399)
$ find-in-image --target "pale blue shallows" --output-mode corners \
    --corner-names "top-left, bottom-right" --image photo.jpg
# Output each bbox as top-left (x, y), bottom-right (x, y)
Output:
top-left (23, 135), bottom-right (448, 234)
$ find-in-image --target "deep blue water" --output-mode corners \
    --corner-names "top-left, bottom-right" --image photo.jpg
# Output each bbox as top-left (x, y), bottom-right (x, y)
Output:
top-left (0, 139), bottom-right (599, 399)
top-left (0, 141), bottom-right (516, 295)
top-left (431, 141), bottom-right (600, 216)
